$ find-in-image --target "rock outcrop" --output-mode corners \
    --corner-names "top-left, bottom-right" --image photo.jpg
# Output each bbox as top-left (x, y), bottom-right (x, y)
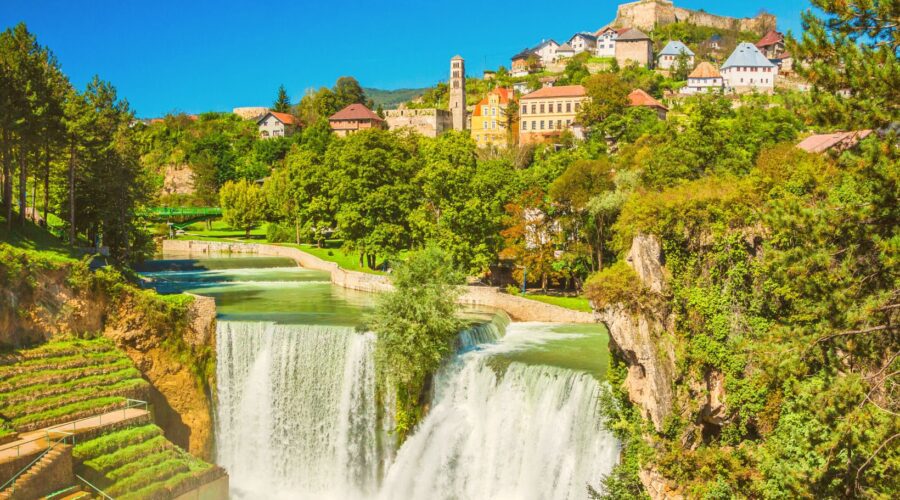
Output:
top-left (610, 0), bottom-right (775, 35)
top-left (594, 234), bottom-right (676, 431)
top-left (103, 293), bottom-right (217, 460)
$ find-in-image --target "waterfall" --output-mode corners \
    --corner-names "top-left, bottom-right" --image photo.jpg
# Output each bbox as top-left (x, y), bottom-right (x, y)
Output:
top-left (216, 317), bottom-right (618, 500)
top-left (216, 321), bottom-right (385, 499)
top-left (378, 357), bottom-right (619, 500)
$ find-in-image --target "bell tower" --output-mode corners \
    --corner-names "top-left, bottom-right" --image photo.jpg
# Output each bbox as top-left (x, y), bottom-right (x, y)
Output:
top-left (449, 55), bottom-right (466, 130)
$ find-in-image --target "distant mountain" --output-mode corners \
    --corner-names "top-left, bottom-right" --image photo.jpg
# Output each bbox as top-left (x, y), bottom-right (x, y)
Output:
top-left (364, 87), bottom-right (429, 109)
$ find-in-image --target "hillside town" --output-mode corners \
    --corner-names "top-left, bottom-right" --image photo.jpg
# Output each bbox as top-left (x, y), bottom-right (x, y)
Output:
top-left (223, 0), bottom-right (796, 150)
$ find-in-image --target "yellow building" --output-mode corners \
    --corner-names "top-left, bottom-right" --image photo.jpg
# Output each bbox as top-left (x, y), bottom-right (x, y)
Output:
top-left (518, 85), bottom-right (587, 145)
top-left (470, 87), bottom-right (517, 148)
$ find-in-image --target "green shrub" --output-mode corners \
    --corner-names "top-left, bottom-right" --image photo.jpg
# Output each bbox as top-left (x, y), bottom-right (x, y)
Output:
top-left (584, 261), bottom-right (652, 310)
top-left (266, 222), bottom-right (295, 243)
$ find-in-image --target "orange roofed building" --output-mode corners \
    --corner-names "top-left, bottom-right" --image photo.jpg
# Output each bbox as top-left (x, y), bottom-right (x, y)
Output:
top-left (627, 89), bottom-right (668, 120)
top-left (257, 111), bottom-right (298, 139)
top-left (518, 85), bottom-right (588, 145)
top-left (328, 103), bottom-right (386, 137)
top-left (471, 87), bottom-right (517, 148)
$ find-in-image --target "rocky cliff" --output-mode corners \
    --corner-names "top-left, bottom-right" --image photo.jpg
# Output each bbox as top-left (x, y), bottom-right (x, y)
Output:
top-left (610, 0), bottom-right (775, 34)
top-left (594, 234), bottom-right (676, 431)
top-left (0, 251), bottom-right (217, 460)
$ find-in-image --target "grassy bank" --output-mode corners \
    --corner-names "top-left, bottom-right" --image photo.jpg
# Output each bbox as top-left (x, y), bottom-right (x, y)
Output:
top-left (521, 293), bottom-right (593, 312)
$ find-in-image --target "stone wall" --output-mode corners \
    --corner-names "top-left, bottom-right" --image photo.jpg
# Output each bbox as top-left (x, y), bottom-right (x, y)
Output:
top-left (384, 108), bottom-right (452, 138)
top-left (616, 39), bottom-right (653, 68)
top-left (173, 474), bottom-right (230, 500)
top-left (161, 240), bottom-right (595, 323)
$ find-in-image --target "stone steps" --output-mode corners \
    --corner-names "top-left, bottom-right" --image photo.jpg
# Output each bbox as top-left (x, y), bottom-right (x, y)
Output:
top-left (0, 445), bottom-right (72, 500)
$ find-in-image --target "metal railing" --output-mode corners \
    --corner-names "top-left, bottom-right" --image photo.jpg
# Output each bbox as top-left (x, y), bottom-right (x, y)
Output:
top-left (0, 399), bottom-right (149, 457)
top-left (76, 474), bottom-right (115, 500)
top-left (0, 430), bottom-right (73, 495)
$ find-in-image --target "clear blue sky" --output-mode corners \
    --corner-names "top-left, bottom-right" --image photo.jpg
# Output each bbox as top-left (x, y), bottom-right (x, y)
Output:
top-left (1, 0), bottom-right (812, 117)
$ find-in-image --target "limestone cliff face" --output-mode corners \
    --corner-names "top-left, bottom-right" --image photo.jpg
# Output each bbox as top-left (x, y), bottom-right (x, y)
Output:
top-left (611, 0), bottom-right (775, 34)
top-left (0, 268), bottom-right (104, 347)
top-left (594, 234), bottom-right (676, 431)
top-left (103, 293), bottom-right (217, 460)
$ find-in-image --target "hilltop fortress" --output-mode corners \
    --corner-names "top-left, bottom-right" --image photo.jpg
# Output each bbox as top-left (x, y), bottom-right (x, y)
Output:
top-left (609, 0), bottom-right (776, 34)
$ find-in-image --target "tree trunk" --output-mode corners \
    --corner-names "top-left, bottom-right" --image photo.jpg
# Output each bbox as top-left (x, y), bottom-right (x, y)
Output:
top-left (2, 132), bottom-right (11, 230)
top-left (18, 146), bottom-right (27, 226)
top-left (68, 144), bottom-right (76, 245)
top-left (43, 142), bottom-right (50, 225)
top-left (294, 217), bottom-right (300, 245)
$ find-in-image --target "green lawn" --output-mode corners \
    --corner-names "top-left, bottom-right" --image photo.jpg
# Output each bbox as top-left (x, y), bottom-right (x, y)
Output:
top-left (276, 241), bottom-right (390, 275)
top-left (0, 214), bottom-right (80, 262)
top-left (175, 220), bottom-right (267, 240)
top-left (521, 293), bottom-right (593, 313)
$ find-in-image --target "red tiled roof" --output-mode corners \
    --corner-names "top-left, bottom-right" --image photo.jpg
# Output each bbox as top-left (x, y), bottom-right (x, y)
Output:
top-left (627, 89), bottom-right (667, 110)
top-left (689, 62), bottom-right (721, 79)
top-left (796, 130), bottom-right (872, 153)
top-left (473, 88), bottom-right (514, 117)
top-left (520, 85), bottom-right (586, 100)
top-left (268, 111), bottom-right (296, 125)
top-left (329, 103), bottom-right (382, 122)
top-left (756, 30), bottom-right (784, 48)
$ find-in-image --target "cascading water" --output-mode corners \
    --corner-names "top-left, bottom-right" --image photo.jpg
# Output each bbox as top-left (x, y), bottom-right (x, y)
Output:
top-left (216, 321), bottom-right (385, 499)
top-left (144, 254), bottom-right (619, 499)
top-left (379, 322), bottom-right (620, 500)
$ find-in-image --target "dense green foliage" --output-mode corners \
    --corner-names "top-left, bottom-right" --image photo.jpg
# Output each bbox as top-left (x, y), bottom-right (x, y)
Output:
top-left (0, 23), bottom-right (154, 265)
top-left (370, 246), bottom-right (465, 439)
top-left (363, 87), bottom-right (429, 108)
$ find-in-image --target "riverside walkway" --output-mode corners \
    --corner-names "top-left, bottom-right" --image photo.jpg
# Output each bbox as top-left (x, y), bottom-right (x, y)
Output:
top-left (0, 406), bottom-right (149, 463)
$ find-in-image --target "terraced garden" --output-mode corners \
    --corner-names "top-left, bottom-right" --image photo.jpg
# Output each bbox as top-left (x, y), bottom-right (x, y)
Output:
top-left (0, 338), bottom-right (150, 434)
top-left (73, 423), bottom-right (221, 499)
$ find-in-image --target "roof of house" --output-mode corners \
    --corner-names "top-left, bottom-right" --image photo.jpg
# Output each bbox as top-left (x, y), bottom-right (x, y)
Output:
top-left (756, 30), bottom-right (784, 48)
top-left (796, 130), bottom-right (872, 154)
top-left (570, 32), bottom-right (597, 42)
top-left (533, 39), bottom-right (560, 50)
top-left (557, 43), bottom-right (575, 52)
top-left (627, 89), bottom-right (668, 111)
top-left (594, 26), bottom-right (631, 38)
top-left (722, 42), bottom-right (776, 69)
top-left (258, 111), bottom-right (296, 126)
top-left (659, 40), bottom-right (695, 57)
top-left (329, 103), bottom-right (382, 122)
top-left (472, 88), bottom-right (514, 117)
top-left (689, 62), bottom-right (721, 79)
top-left (617, 28), bottom-right (650, 42)
top-left (521, 85), bottom-right (586, 100)
top-left (452, 54), bottom-right (464, 60)
top-left (511, 48), bottom-right (535, 60)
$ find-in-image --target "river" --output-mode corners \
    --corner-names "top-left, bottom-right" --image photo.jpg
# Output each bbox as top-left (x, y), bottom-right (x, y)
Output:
top-left (140, 252), bottom-right (619, 499)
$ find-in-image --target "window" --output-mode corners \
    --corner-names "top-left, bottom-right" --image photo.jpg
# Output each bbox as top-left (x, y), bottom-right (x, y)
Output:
top-left (557, 120), bottom-right (562, 129)
top-left (521, 105), bottom-right (527, 114)
top-left (556, 103), bottom-right (562, 113)
top-left (482, 106), bottom-right (488, 115)
top-left (531, 104), bottom-right (536, 114)
top-left (540, 103), bottom-right (545, 113)
top-left (574, 102), bottom-right (581, 111)
top-left (491, 120), bottom-right (496, 129)
top-left (566, 119), bottom-right (571, 126)
top-left (532, 120), bottom-right (537, 129)
top-left (483, 120), bottom-right (488, 129)
top-left (548, 120), bottom-right (554, 130)
top-left (566, 102), bottom-right (571, 113)
top-left (522, 121), bottom-right (527, 130)
top-left (540, 120), bottom-right (545, 130)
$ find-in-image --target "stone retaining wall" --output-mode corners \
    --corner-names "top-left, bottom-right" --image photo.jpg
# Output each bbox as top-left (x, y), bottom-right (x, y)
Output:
top-left (161, 240), bottom-right (595, 323)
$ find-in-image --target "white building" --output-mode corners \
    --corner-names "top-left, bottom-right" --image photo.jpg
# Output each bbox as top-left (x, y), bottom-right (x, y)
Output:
top-left (256, 111), bottom-right (297, 139)
top-left (682, 62), bottom-right (724, 94)
top-left (567, 33), bottom-right (597, 54)
top-left (721, 42), bottom-right (778, 93)
top-left (657, 40), bottom-right (694, 70)
top-left (594, 27), bottom-right (625, 58)
top-left (556, 43), bottom-right (575, 59)
top-left (532, 39), bottom-right (560, 65)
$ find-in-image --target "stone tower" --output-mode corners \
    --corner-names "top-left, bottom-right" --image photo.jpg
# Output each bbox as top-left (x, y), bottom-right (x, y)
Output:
top-left (449, 55), bottom-right (466, 130)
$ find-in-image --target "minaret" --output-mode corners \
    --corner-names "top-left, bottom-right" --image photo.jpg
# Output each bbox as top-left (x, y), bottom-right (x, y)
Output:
top-left (449, 55), bottom-right (466, 130)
